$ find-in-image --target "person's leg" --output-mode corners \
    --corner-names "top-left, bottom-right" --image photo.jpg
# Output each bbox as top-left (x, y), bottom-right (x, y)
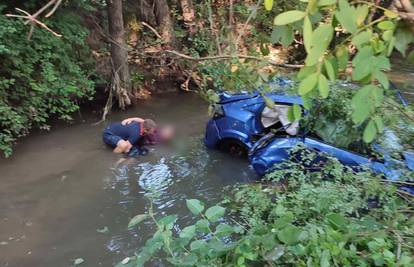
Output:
top-left (113, 140), bottom-right (133, 154)
top-left (103, 132), bottom-right (125, 153)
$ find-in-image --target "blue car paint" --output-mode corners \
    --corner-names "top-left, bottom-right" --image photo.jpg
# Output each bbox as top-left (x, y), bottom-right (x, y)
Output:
top-left (204, 78), bottom-right (301, 150)
top-left (250, 136), bottom-right (414, 195)
top-left (204, 78), bottom-right (413, 195)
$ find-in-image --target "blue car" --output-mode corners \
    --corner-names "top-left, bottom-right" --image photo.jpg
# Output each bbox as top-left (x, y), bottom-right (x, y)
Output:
top-left (204, 80), bottom-right (414, 195)
top-left (204, 78), bottom-right (302, 156)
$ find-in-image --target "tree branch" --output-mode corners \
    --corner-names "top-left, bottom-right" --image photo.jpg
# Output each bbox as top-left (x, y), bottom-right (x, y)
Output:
top-left (5, 0), bottom-right (63, 40)
top-left (162, 50), bottom-right (303, 68)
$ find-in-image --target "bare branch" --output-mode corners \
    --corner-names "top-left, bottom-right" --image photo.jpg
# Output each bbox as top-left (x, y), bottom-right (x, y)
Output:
top-left (162, 50), bottom-right (303, 69)
top-left (45, 0), bottom-right (63, 18)
top-left (5, 0), bottom-right (62, 39)
top-left (141, 21), bottom-right (163, 39)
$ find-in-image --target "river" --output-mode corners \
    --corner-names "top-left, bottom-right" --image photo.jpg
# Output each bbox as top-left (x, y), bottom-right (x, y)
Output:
top-left (1, 69), bottom-right (413, 267)
top-left (0, 93), bottom-right (256, 267)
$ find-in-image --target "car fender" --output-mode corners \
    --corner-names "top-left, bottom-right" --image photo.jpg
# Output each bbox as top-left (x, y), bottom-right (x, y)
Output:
top-left (219, 129), bottom-right (252, 149)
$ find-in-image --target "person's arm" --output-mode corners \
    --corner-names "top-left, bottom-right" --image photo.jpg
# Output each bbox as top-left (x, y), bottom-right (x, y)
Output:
top-left (121, 117), bottom-right (144, 125)
top-left (126, 124), bottom-right (142, 146)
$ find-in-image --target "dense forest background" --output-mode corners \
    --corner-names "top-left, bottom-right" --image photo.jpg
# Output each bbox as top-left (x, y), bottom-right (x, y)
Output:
top-left (0, 0), bottom-right (291, 157)
top-left (1, 0), bottom-right (414, 157)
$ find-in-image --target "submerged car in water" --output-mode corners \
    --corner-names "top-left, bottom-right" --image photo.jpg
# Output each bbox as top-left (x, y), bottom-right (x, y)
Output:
top-left (204, 78), bottom-right (414, 195)
top-left (204, 77), bottom-right (302, 156)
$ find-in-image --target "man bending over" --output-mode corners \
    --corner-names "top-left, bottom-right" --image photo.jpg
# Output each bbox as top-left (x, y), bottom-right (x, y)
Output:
top-left (103, 118), bottom-right (157, 154)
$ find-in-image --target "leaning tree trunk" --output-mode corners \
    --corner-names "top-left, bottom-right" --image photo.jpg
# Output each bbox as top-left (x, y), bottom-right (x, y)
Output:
top-left (106, 0), bottom-right (131, 109)
top-left (180, 0), bottom-right (196, 35)
top-left (154, 0), bottom-right (178, 48)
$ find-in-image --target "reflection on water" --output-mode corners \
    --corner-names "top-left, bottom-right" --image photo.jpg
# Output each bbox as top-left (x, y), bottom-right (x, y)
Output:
top-left (103, 135), bottom-right (254, 262)
top-left (0, 92), bottom-right (256, 267)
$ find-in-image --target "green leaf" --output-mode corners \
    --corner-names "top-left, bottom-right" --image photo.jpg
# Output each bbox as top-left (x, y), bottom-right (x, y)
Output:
top-left (205, 205), bottom-right (225, 222)
top-left (382, 30), bottom-right (393, 41)
top-left (128, 214), bottom-right (149, 229)
top-left (373, 116), bottom-right (384, 133)
top-left (363, 119), bottom-right (377, 143)
top-left (214, 223), bottom-right (234, 238)
top-left (293, 104), bottom-right (302, 121)
top-left (263, 95), bottom-right (275, 108)
top-left (395, 29), bottom-right (414, 56)
top-left (324, 60), bottom-right (336, 81)
top-left (158, 215), bottom-right (177, 230)
top-left (408, 50), bottom-right (414, 64)
top-left (274, 10), bottom-right (306, 25)
top-left (320, 250), bottom-right (331, 267)
top-left (74, 258), bottom-right (84, 265)
top-left (336, 45), bottom-right (349, 71)
top-left (352, 30), bottom-right (372, 48)
top-left (305, 24), bottom-right (333, 66)
top-left (186, 199), bottom-right (204, 215)
top-left (190, 240), bottom-right (206, 250)
top-left (303, 16), bottom-right (312, 53)
top-left (374, 71), bottom-right (389, 89)
top-left (195, 219), bottom-right (210, 233)
top-left (352, 47), bottom-right (375, 81)
top-left (264, 245), bottom-right (285, 261)
top-left (351, 85), bottom-right (372, 124)
top-left (318, 74), bottom-right (329, 98)
top-left (384, 10), bottom-right (398, 18)
top-left (260, 43), bottom-right (270, 56)
top-left (264, 0), bottom-right (274, 11)
top-left (378, 21), bottom-right (395, 30)
top-left (318, 0), bottom-right (337, 6)
top-left (179, 225), bottom-right (196, 239)
top-left (277, 225), bottom-right (303, 245)
top-left (271, 25), bottom-right (294, 47)
top-left (298, 73), bottom-right (318, 95)
top-left (335, 0), bottom-right (357, 33)
top-left (326, 213), bottom-right (348, 229)
top-left (355, 5), bottom-right (369, 26)
top-left (387, 36), bottom-right (396, 56)
top-left (298, 65), bottom-right (317, 80)
top-left (287, 106), bottom-right (295, 122)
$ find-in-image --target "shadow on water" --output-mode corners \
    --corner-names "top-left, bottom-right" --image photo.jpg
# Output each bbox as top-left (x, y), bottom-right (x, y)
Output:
top-left (0, 92), bottom-right (256, 267)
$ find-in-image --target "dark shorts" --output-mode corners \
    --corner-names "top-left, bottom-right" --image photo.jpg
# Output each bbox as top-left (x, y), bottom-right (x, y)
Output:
top-left (102, 131), bottom-right (123, 148)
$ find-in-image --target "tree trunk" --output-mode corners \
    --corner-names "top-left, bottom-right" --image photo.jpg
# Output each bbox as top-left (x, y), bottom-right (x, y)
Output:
top-left (106, 0), bottom-right (131, 109)
top-left (180, 0), bottom-right (196, 35)
top-left (137, 0), bottom-right (157, 25)
top-left (154, 0), bottom-right (178, 48)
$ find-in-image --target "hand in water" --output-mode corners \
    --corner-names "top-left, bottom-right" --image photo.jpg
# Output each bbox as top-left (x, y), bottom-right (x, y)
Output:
top-left (127, 146), bottom-right (149, 157)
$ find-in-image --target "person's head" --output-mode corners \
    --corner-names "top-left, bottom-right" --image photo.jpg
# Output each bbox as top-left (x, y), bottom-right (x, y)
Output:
top-left (143, 119), bottom-right (157, 135)
top-left (159, 125), bottom-right (175, 142)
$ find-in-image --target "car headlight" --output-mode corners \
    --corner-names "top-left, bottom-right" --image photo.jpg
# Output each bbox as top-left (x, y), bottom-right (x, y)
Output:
top-left (212, 104), bottom-right (225, 118)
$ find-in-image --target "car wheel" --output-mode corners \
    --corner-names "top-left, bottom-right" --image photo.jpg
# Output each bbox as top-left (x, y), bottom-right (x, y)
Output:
top-left (219, 139), bottom-right (248, 158)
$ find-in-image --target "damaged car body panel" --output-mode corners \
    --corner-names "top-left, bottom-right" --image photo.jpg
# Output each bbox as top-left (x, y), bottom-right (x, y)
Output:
top-left (204, 78), bottom-right (414, 194)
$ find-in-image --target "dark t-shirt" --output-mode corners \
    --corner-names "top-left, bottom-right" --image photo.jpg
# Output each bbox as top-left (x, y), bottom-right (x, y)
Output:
top-left (104, 122), bottom-right (142, 145)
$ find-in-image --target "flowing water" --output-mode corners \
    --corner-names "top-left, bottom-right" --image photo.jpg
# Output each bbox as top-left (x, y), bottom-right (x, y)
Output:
top-left (0, 93), bottom-right (256, 267)
top-left (1, 69), bottom-right (413, 267)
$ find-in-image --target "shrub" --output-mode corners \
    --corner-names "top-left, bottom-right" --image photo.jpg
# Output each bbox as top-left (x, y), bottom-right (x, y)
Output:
top-left (122, 149), bottom-right (414, 266)
top-left (0, 8), bottom-right (95, 157)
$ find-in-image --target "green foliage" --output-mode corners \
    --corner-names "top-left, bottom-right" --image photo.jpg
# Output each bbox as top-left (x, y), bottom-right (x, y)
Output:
top-left (0, 8), bottom-right (95, 157)
top-left (122, 149), bottom-right (414, 266)
top-left (270, 0), bottom-right (414, 143)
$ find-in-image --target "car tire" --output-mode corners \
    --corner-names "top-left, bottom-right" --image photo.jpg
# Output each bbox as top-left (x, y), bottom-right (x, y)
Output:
top-left (218, 139), bottom-right (248, 158)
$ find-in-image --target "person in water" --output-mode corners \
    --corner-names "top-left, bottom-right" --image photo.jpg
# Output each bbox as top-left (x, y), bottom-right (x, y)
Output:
top-left (102, 118), bottom-right (157, 155)
top-left (121, 118), bottom-right (175, 145)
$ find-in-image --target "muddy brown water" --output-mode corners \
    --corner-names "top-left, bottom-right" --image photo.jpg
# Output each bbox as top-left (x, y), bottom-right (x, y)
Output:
top-left (2, 72), bottom-right (413, 267)
top-left (0, 93), bottom-right (256, 267)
